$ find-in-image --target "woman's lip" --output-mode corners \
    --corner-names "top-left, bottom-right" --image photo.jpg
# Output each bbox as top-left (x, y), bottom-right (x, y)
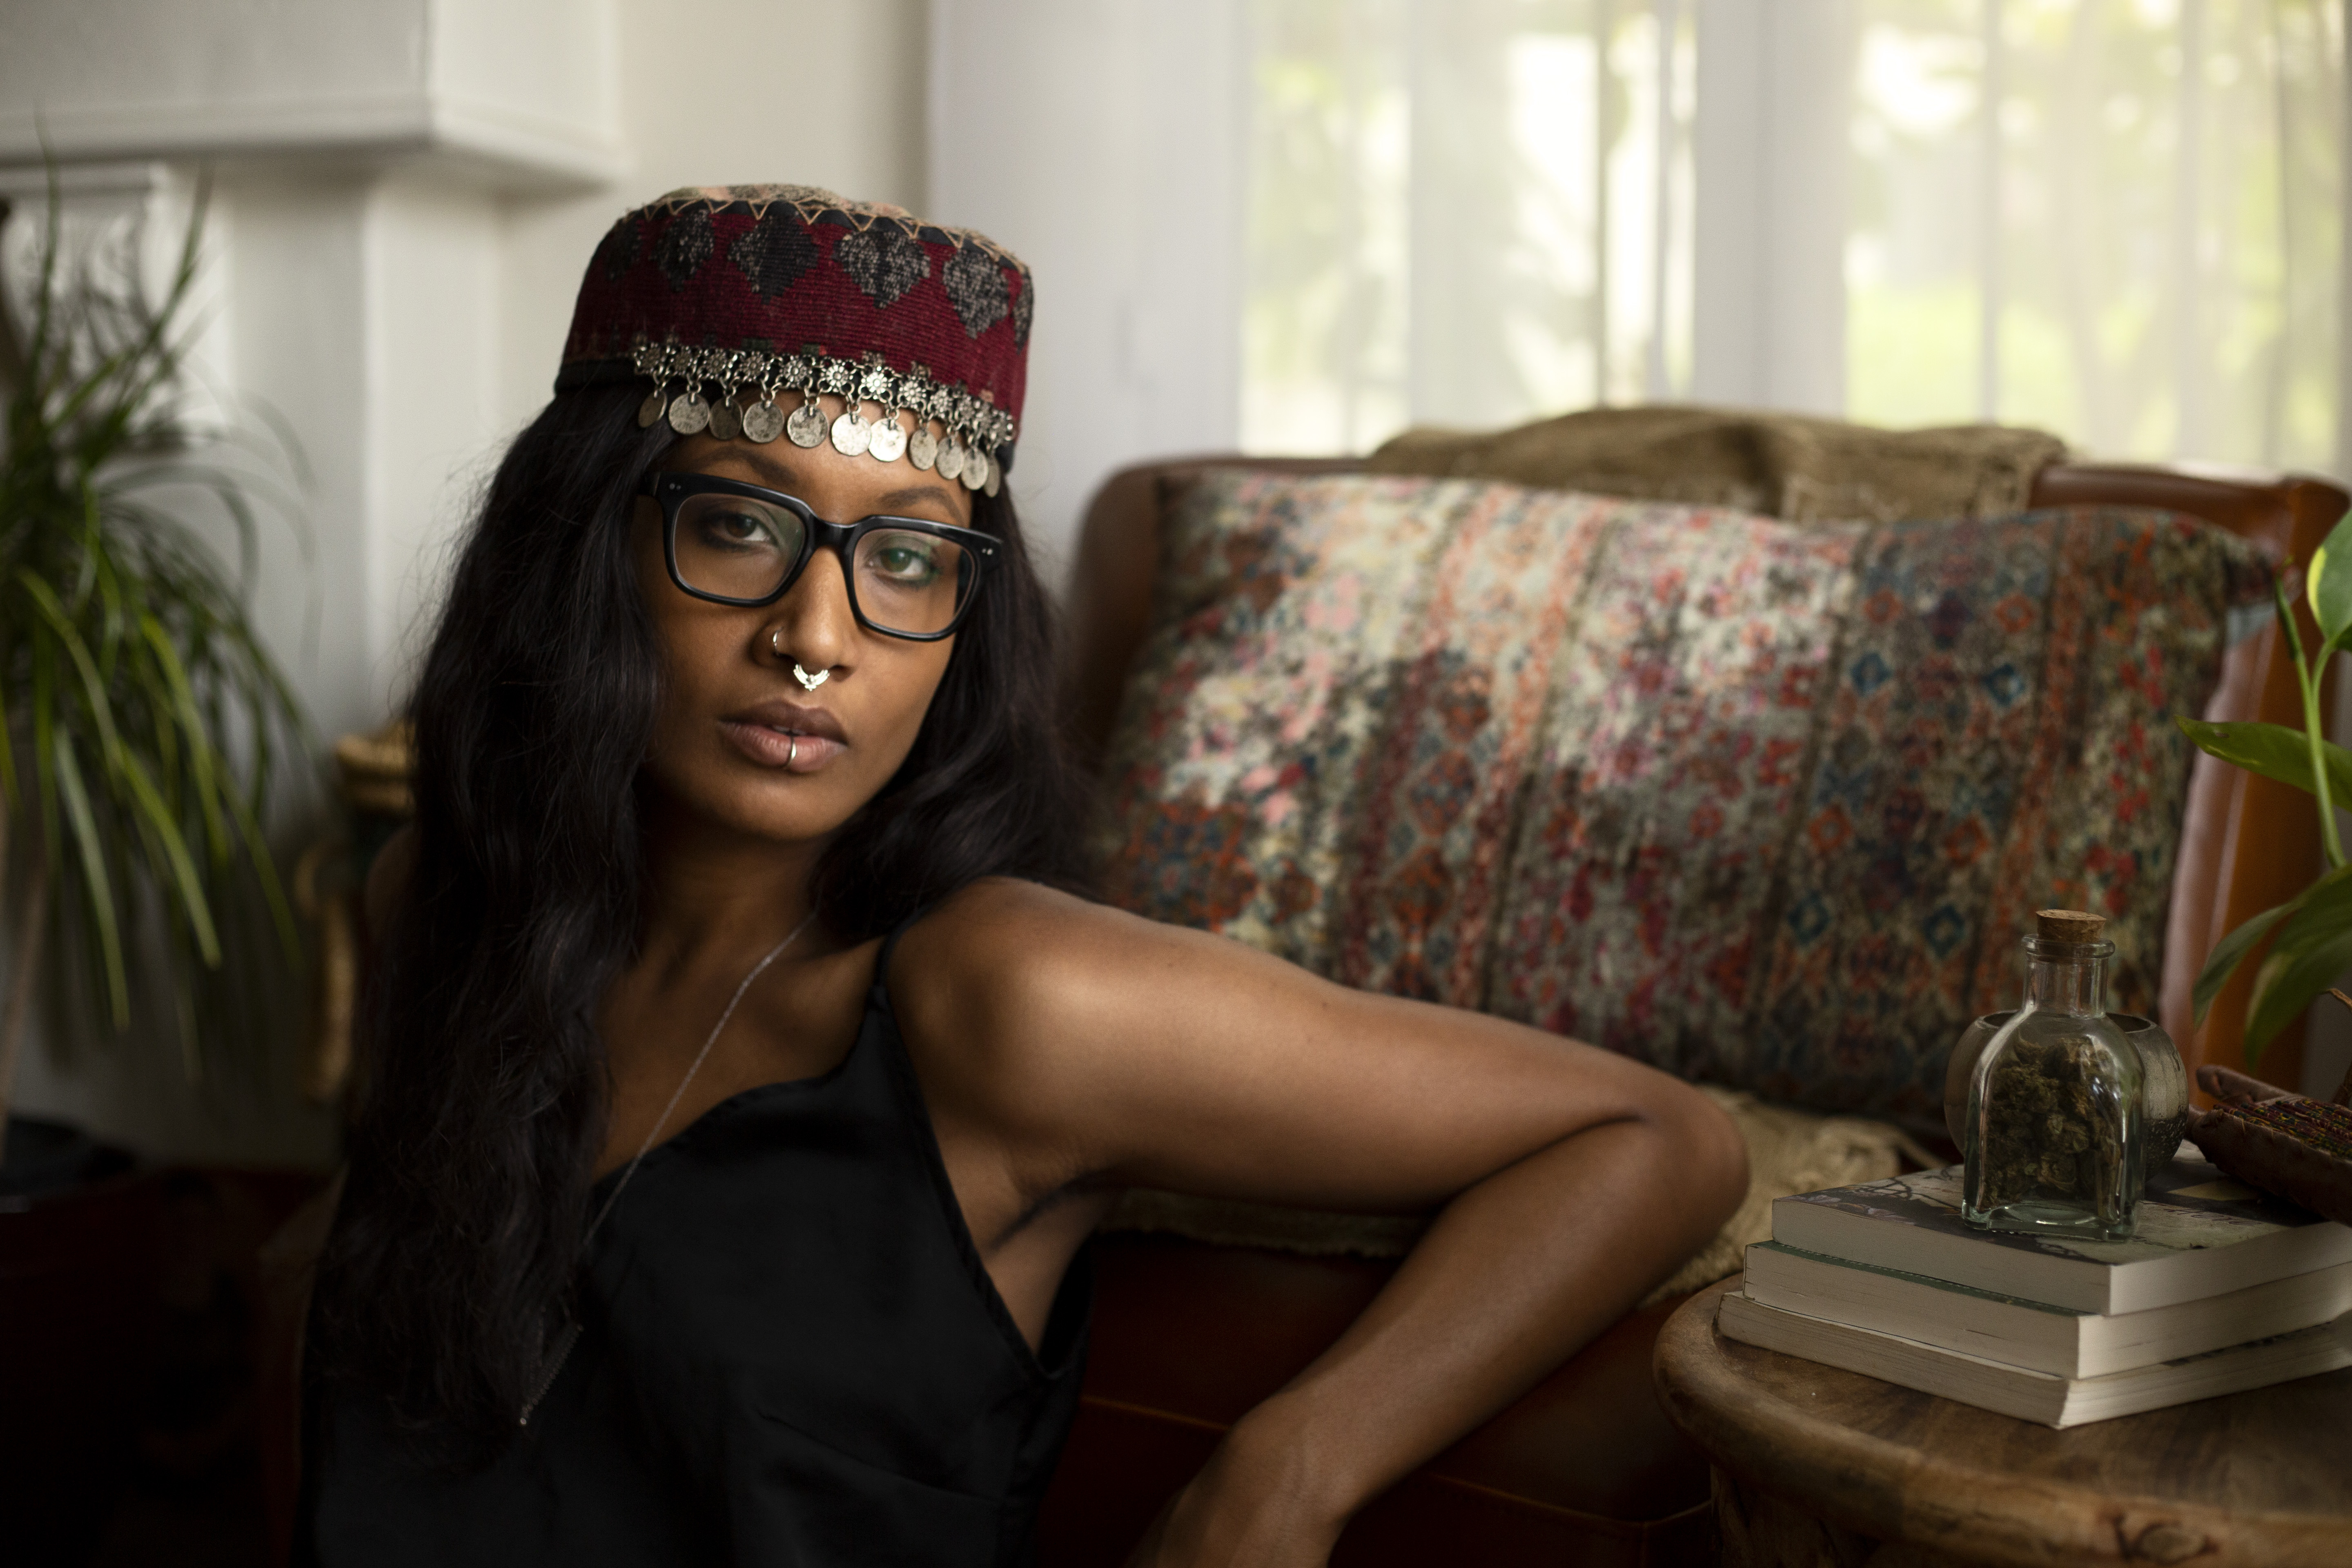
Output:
top-left (722, 719), bottom-right (844, 773)
top-left (733, 698), bottom-right (846, 742)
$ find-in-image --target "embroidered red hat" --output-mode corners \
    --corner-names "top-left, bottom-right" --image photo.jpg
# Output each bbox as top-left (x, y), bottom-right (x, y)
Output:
top-left (554, 185), bottom-right (1033, 493)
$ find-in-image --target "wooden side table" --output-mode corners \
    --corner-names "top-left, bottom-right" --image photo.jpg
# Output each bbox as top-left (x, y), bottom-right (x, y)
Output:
top-left (1652, 1279), bottom-right (2352, 1567)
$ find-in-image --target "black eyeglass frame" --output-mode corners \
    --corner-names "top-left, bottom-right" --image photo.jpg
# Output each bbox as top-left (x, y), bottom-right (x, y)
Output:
top-left (637, 470), bottom-right (1002, 642)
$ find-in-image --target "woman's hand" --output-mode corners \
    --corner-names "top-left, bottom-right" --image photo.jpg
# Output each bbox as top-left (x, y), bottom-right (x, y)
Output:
top-left (1120, 1413), bottom-right (1347, 1568)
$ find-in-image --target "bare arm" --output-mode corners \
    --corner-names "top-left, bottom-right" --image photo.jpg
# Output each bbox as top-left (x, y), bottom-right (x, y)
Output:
top-left (896, 883), bottom-right (1748, 1565)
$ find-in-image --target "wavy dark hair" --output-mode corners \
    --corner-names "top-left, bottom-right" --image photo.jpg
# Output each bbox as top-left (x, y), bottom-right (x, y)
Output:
top-left (308, 383), bottom-right (1093, 1460)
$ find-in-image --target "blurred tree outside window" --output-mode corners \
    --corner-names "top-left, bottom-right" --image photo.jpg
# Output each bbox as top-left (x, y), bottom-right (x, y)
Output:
top-left (1241, 0), bottom-right (1695, 455)
top-left (1243, 0), bottom-right (2344, 473)
top-left (1849, 0), bottom-right (2343, 470)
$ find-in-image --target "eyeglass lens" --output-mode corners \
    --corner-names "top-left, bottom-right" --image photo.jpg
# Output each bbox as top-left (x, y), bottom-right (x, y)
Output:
top-left (671, 491), bottom-right (975, 635)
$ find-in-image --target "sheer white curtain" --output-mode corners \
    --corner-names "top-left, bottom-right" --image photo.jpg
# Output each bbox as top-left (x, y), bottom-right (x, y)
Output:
top-left (1849, 0), bottom-right (2344, 472)
top-left (927, 0), bottom-right (2348, 568)
top-left (1241, 0), bottom-right (1699, 454)
top-left (1242, 0), bottom-right (2350, 475)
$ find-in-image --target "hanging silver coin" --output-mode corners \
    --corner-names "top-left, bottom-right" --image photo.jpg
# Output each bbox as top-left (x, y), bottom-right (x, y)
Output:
top-left (936, 439), bottom-right (965, 481)
top-left (708, 399), bottom-right (742, 442)
top-left (961, 448), bottom-right (988, 491)
top-left (786, 400), bottom-right (828, 448)
top-left (831, 409), bottom-right (872, 457)
top-left (742, 399), bottom-right (785, 444)
top-left (668, 391), bottom-right (711, 436)
top-left (867, 415), bottom-right (908, 463)
top-left (637, 388), bottom-right (668, 428)
top-left (909, 425), bottom-right (939, 470)
top-left (984, 457), bottom-right (1001, 497)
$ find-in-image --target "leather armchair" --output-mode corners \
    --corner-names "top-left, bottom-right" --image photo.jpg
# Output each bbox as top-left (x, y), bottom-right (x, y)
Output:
top-left (1038, 452), bottom-right (2349, 1566)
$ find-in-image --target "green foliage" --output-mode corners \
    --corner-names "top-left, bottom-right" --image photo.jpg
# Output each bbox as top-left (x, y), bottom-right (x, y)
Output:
top-left (0, 170), bottom-right (310, 1077)
top-left (2184, 508), bottom-right (2352, 1062)
top-left (2174, 717), bottom-right (2352, 805)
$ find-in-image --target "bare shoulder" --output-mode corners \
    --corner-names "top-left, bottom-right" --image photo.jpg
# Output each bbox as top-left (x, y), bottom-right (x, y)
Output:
top-left (886, 879), bottom-right (1205, 1056)
top-left (895, 877), bottom-right (1186, 967)
top-left (882, 879), bottom-right (1305, 1134)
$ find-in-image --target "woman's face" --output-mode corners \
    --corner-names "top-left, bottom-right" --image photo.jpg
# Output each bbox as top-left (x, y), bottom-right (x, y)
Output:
top-left (631, 396), bottom-right (976, 846)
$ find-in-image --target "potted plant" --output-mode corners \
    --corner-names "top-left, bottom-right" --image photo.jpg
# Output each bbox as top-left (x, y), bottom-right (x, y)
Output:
top-left (2179, 508), bottom-right (2352, 1065)
top-left (0, 170), bottom-right (311, 1178)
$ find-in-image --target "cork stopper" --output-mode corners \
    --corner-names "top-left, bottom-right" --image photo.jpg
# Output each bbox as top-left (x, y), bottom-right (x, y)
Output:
top-left (2036, 909), bottom-right (2106, 944)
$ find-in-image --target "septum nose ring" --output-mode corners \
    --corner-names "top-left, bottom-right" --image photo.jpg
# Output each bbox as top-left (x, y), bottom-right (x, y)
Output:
top-left (768, 629), bottom-right (830, 692)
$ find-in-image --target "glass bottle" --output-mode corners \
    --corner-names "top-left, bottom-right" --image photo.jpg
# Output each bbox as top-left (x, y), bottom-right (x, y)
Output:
top-left (1963, 909), bottom-right (2144, 1238)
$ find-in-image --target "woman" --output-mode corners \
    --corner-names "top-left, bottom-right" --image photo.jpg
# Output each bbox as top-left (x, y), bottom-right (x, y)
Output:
top-left (303, 186), bottom-right (1746, 1566)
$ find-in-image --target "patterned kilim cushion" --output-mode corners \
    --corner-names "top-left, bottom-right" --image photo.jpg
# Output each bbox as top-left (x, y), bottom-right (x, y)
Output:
top-left (1096, 471), bottom-right (2267, 1127)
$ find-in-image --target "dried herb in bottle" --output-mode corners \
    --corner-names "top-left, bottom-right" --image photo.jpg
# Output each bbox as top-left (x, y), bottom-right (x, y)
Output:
top-left (1962, 909), bottom-right (2145, 1238)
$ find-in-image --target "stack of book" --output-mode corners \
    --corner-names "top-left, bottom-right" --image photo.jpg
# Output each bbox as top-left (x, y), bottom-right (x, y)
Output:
top-left (1718, 1147), bottom-right (2352, 1426)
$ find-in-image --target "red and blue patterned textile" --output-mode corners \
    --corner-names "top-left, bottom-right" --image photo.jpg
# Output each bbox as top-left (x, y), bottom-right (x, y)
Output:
top-left (1096, 472), bottom-right (2267, 1126)
top-left (554, 185), bottom-right (1032, 425)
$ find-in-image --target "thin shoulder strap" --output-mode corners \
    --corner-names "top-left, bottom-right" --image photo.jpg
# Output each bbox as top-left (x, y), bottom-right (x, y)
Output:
top-left (869, 904), bottom-right (934, 997)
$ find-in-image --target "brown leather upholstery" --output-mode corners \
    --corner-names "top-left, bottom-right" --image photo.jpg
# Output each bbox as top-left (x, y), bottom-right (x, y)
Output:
top-left (1037, 1235), bottom-right (1714, 1567)
top-left (1043, 449), bottom-right (2349, 1566)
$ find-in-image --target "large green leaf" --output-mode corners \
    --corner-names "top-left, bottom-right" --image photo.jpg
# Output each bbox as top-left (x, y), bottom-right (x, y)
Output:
top-left (2176, 716), bottom-right (2352, 804)
top-left (2246, 922), bottom-right (2352, 1061)
top-left (2194, 895), bottom-right (2304, 1025)
top-left (2234, 866), bottom-right (2352, 1058)
top-left (2307, 508), bottom-right (2352, 655)
top-left (2275, 863), bottom-right (2352, 946)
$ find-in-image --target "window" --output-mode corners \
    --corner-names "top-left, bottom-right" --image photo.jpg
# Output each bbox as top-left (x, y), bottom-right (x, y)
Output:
top-left (1242, 0), bottom-right (1696, 454)
top-left (1241, 0), bottom-right (2345, 472)
top-left (1849, 0), bottom-right (2344, 468)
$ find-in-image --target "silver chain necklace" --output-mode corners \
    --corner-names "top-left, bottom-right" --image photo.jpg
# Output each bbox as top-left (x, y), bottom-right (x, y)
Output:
top-left (519, 909), bottom-right (820, 1426)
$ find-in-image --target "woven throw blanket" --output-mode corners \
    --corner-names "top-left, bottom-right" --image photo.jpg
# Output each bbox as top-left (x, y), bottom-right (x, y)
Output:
top-left (1097, 471), bottom-right (2264, 1129)
top-left (1366, 405), bottom-right (2067, 524)
top-left (1100, 1084), bottom-right (1939, 1309)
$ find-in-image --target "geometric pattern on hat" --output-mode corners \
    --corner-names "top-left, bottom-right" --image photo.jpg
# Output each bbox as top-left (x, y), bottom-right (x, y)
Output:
top-left (556, 184), bottom-right (1034, 459)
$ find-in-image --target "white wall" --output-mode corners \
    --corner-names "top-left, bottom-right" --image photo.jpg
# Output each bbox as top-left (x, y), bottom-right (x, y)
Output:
top-left (927, 0), bottom-right (1247, 580)
top-left (3, 0), bottom-right (927, 1167)
top-left (494, 0), bottom-right (928, 439)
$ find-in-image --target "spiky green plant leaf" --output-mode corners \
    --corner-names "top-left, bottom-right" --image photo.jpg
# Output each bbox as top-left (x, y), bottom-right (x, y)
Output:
top-left (1, 166), bottom-right (313, 1080)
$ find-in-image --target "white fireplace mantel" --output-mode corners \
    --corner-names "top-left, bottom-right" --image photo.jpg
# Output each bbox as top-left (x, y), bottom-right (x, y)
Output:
top-left (0, 0), bottom-right (621, 193)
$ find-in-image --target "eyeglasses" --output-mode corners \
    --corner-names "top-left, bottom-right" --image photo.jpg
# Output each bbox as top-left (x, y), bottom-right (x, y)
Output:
top-left (637, 471), bottom-right (1000, 641)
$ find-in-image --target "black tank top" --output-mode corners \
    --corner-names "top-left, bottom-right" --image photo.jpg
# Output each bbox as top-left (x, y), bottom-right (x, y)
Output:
top-left (303, 924), bottom-right (1093, 1566)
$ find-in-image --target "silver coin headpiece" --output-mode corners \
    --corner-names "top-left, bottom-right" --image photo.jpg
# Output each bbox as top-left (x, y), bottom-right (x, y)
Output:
top-left (552, 185), bottom-right (1031, 497)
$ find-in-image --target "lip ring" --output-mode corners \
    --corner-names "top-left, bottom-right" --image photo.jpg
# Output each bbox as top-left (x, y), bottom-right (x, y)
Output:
top-left (731, 697), bottom-right (846, 744)
top-left (787, 735), bottom-right (798, 768)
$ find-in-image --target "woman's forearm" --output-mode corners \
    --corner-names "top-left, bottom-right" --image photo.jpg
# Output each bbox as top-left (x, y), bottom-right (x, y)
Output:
top-left (1183, 1097), bottom-right (1744, 1551)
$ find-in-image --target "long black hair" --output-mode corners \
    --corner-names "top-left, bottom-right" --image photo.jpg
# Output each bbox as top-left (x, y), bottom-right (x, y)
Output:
top-left (308, 384), bottom-right (1093, 1459)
